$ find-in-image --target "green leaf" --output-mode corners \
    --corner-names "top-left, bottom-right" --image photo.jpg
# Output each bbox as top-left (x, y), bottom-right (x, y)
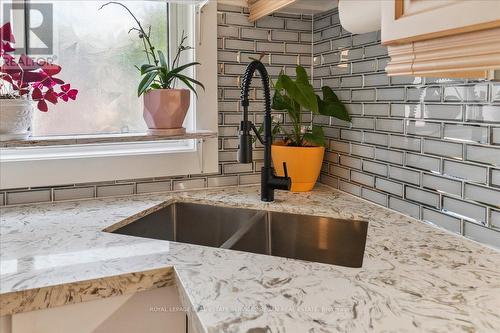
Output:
top-left (138, 71), bottom-right (158, 97)
top-left (169, 62), bottom-right (201, 76)
top-left (322, 86), bottom-right (340, 103)
top-left (175, 74), bottom-right (205, 91)
top-left (317, 95), bottom-right (351, 122)
top-left (176, 75), bottom-right (198, 98)
top-left (295, 66), bottom-right (310, 86)
top-left (157, 50), bottom-right (168, 69)
top-left (140, 64), bottom-right (159, 75)
top-left (303, 125), bottom-right (326, 147)
top-left (279, 75), bottom-right (318, 114)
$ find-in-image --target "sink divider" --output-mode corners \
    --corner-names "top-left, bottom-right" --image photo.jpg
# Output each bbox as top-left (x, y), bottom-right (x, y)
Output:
top-left (220, 211), bottom-right (267, 250)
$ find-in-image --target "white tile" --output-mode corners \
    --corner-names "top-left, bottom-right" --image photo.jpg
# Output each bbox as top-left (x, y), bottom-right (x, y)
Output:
top-left (363, 160), bottom-right (388, 177)
top-left (442, 196), bottom-right (486, 224)
top-left (405, 186), bottom-right (440, 208)
top-left (423, 139), bottom-right (463, 159)
top-left (464, 184), bottom-right (500, 208)
top-left (465, 105), bottom-right (500, 123)
top-left (463, 222), bottom-right (500, 249)
top-left (422, 208), bottom-right (461, 234)
top-left (466, 145), bottom-right (500, 166)
top-left (376, 178), bottom-right (404, 196)
top-left (389, 196), bottom-right (420, 219)
top-left (406, 120), bottom-right (441, 138)
top-left (406, 153), bottom-right (441, 173)
top-left (422, 174), bottom-right (462, 196)
top-left (443, 160), bottom-right (487, 184)
top-left (444, 124), bottom-right (488, 144)
top-left (389, 166), bottom-right (420, 185)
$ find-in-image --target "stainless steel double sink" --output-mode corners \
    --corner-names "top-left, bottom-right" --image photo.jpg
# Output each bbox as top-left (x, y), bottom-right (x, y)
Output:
top-left (112, 203), bottom-right (368, 268)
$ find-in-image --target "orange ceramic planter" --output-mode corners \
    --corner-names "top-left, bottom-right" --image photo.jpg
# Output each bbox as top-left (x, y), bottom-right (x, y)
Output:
top-left (272, 143), bottom-right (325, 192)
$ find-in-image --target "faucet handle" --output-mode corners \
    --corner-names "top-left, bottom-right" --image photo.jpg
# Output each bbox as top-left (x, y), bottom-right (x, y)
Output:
top-left (282, 162), bottom-right (289, 179)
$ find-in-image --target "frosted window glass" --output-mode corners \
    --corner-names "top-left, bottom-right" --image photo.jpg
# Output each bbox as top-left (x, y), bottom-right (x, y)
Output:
top-left (31, 1), bottom-right (189, 136)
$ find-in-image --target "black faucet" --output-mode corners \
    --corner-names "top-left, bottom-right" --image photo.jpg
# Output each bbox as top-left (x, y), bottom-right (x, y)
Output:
top-left (238, 60), bottom-right (291, 202)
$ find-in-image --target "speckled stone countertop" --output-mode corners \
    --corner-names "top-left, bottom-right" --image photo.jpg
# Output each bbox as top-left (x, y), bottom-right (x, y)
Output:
top-left (1, 185), bottom-right (500, 332)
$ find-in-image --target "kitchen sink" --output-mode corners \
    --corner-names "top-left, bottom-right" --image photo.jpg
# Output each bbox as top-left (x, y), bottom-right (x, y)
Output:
top-left (112, 203), bottom-right (368, 268)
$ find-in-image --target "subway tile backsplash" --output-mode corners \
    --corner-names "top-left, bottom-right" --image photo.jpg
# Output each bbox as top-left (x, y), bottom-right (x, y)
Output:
top-left (1, 5), bottom-right (498, 249)
top-left (315, 8), bottom-right (500, 247)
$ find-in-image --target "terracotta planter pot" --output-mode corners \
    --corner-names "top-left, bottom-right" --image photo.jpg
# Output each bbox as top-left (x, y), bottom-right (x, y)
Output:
top-left (272, 143), bottom-right (325, 192)
top-left (0, 99), bottom-right (34, 141)
top-left (143, 89), bottom-right (190, 135)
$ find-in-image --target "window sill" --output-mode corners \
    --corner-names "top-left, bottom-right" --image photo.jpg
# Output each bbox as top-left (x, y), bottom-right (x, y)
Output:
top-left (0, 130), bottom-right (217, 148)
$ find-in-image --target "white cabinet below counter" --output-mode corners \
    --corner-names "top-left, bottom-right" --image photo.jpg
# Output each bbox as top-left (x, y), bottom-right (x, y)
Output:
top-left (2, 286), bottom-right (185, 333)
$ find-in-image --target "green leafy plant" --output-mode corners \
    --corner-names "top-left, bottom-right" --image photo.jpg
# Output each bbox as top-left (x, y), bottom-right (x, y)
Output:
top-left (270, 66), bottom-right (350, 147)
top-left (99, 2), bottom-right (204, 98)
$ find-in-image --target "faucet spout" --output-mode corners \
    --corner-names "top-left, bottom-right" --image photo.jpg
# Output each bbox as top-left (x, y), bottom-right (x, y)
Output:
top-left (238, 60), bottom-right (292, 202)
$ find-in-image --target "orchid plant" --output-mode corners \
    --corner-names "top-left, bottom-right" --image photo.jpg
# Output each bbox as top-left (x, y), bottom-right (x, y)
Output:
top-left (99, 2), bottom-right (204, 98)
top-left (0, 23), bottom-right (78, 112)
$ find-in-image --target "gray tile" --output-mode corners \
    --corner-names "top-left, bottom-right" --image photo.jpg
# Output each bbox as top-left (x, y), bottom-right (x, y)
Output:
top-left (7, 190), bottom-right (51, 205)
top-left (442, 196), bottom-right (486, 224)
top-left (313, 15), bottom-right (331, 30)
top-left (493, 84), bottom-right (500, 102)
top-left (444, 84), bottom-right (488, 102)
top-left (492, 169), bottom-right (500, 187)
top-left (466, 145), bottom-right (500, 166)
top-left (330, 166), bottom-right (350, 179)
top-left (406, 120), bottom-right (441, 138)
top-left (391, 76), bottom-right (423, 85)
top-left (136, 181), bottom-right (172, 194)
top-left (389, 196), bottom-right (420, 219)
top-left (364, 44), bottom-right (387, 57)
top-left (256, 16), bottom-right (284, 29)
top-left (364, 132), bottom-right (389, 146)
top-left (375, 148), bottom-right (404, 165)
top-left (491, 209), bottom-right (500, 229)
top-left (225, 39), bottom-right (254, 51)
top-left (241, 28), bottom-right (268, 40)
top-left (405, 186), bottom-right (440, 208)
top-left (422, 174), bottom-right (462, 196)
top-left (376, 119), bottom-right (404, 133)
top-left (352, 31), bottom-right (378, 46)
top-left (352, 60), bottom-right (377, 74)
top-left (218, 25), bottom-right (239, 38)
top-left (54, 187), bottom-right (95, 201)
top-left (321, 26), bottom-right (341, 39)
top-left (331, 36), bottom-right (352, 49)
top-left (341, 76), bottom-right (363, 88)
top-left (463, 221), bottom-right (500, 249)
top-left (340, 155), bottom-right (362, 169)
top-left (406, 153), bottom-right (441, 173)
top-left (223, 163), bottom-right (253, 174)
top-left (363, 160), bottom-right (388, 177)
top-left (390, 135), bottom-right (421, 152)
top-left (492, 127), bottom-right (500, 145)
top-left (320, 174), bottom-right (339, 188)
top-left (466, 105), bottom-right (500, 123)
top-left (423, 104), bottom-right (462, 120)
top-left (422, 208), bottom-right (461, 234)
top-left (464, 184), bottom-right (500, 208)
top-left (376, 178), bottom-right (404, 196)
top-left (238, 174), bottom-right (260, 185)
top-left (330, 140), bottom-right (350, 154)
top-left (352, 89), bottom-right (376, 101)
top-left (350, 171), bottom-right (375, 187)
top-left (423, 139), bottom-right (463, 159)
top-left (339, 179), bottom-right (362, 196)
top-left (225, 12), bottom-right (254, 27)
top-left (97, 184), bottom-right (135, 198)
top-left (364, 104), bottom-right (389, 116)
top-left (391, 104), bottom-right (421, 118)
top-left (443, 160), bottom-right (487, 184)
top-left (286, 43), bottom-right (312, 54)
top-left (173, 178), bottom-right (206, 191)
top-left (364, 73), bottom-right (390, 86)
top-left (256, 41), bottom-right (284, 53)
top-left (444, 124), bottom-right (488, 144)
top-left (377, 88), bottom-right (405, 101)
top-left (271, 30), bottom-right (298, 42)
top-left (351, 117), bottom-right (375, 130)
top-left (361, 188), bottom-right (387, 206)
top-left (351, 144), bottom-right (375, 158)
top-left (286, 18), bottom-right (312, 31)
top-left (340, 129), bottom-right (363, 142)
top-left (407, 86), bottom-right (441, 102)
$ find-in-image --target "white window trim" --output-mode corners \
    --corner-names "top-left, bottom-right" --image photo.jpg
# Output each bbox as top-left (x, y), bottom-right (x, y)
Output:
top-left (0, 1), bottom-right (219, 189)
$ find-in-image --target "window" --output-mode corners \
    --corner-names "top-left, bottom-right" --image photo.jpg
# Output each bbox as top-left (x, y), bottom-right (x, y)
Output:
top-left (0, 1), bottom-right (218, 188)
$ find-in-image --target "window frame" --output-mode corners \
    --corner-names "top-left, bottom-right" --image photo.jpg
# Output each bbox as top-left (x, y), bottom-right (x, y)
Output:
top-left (0, 0), bottom-right (219, 189)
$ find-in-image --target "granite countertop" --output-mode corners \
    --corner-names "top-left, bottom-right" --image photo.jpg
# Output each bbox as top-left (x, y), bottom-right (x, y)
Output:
top-left (1, 185), bottom-right (499, 332)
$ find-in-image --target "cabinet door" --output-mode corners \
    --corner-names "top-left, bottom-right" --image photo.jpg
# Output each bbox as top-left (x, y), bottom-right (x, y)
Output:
top-left (382, 0), bottom-right (500, 44)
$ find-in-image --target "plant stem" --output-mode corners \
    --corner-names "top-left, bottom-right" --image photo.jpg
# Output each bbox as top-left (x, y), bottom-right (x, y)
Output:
top-left (100, 2), bottom-right (159, 66)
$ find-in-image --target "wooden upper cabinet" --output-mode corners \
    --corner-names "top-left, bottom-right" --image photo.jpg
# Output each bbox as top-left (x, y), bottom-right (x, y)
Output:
top-left (381, 0), bottom-right (500, 79)
top-left (248, 0), bottom-right (298, 22)
top-left (381, 0), bottom-right (500, 45)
